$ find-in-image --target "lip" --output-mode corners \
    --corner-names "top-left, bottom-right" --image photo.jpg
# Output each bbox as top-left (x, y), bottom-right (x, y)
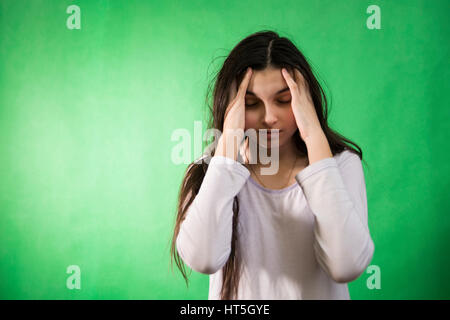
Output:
top-left (266, 130), bottom-right (282, 135)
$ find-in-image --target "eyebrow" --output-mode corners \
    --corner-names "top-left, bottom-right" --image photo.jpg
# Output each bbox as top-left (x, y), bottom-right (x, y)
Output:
top-left (246, 87), bottom-right (290, 97)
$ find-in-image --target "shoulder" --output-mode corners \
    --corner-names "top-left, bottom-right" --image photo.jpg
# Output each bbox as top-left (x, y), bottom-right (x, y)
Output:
top-left (333, 149), bottom-right (363, 174)
top-left (332, 149), bottom-right (366, 185)
top-left (334, 149), bottom-right (361, 165)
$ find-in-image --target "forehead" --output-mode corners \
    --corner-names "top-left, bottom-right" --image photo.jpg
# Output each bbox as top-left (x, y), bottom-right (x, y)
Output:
top-left (246, 67), bottom-right (288, 98)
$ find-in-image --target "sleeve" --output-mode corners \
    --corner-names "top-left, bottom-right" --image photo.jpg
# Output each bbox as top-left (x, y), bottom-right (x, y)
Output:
top-left (295, 150), bottom-right (375, 283)
top-left (176, 155), bottom-right (251, 274)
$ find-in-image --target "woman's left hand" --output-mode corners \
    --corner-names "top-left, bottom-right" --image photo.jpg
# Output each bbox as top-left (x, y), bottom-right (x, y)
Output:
top-left (281, 67), bottom-right (323, 142)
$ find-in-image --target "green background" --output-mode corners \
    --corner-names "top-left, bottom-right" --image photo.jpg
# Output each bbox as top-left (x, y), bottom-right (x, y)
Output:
top-left (0, 0), bottom-right (448, 299)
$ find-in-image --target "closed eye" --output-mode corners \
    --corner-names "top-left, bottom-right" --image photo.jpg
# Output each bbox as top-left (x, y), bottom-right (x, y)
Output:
top-left (245, 99), bottom-right (291, 107)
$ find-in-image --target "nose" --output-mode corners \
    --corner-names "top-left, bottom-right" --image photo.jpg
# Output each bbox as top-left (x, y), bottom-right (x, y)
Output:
top-left (262, 104), bottom-right (278, 127)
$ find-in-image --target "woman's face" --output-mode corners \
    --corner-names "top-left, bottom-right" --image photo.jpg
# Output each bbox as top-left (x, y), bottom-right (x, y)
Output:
top-left (244, 66), bottom-right (298, 148)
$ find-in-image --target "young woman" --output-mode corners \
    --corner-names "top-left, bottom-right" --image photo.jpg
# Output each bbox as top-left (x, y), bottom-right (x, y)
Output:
top-left (170, 30), bottom-right (375, 300)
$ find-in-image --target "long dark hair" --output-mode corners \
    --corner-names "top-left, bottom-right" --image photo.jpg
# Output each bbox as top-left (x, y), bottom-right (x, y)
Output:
top-left (170, 30), bottom-right (364, 300)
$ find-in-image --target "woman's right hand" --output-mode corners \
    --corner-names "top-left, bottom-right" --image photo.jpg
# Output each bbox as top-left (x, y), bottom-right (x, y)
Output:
top-left (215, 67), bottom-right (253, 161)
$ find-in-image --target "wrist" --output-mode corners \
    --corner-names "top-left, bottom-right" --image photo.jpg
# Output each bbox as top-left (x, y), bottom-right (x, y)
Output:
top-left (303, 129), bottom-right (333, 164)
top-left (302, 126), bottom-right (325, 145)
top-left (215, 133), bottom-right (241, 161)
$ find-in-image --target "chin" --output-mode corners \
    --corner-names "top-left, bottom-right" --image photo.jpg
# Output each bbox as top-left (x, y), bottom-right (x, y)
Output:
top-left (258, 137), bottom-right (285, 149)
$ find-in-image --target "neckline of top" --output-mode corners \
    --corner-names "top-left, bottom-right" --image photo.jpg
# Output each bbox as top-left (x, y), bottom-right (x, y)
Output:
top-left (247, 174), bottom-right (299, 194)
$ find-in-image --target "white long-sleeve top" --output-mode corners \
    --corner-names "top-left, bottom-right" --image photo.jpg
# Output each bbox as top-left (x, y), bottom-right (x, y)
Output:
top-left (176, 149), bottom-right (375, 299)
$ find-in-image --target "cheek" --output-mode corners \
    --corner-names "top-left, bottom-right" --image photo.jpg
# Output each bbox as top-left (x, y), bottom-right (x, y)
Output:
top-left (282, 108), bottom-right (297, 127)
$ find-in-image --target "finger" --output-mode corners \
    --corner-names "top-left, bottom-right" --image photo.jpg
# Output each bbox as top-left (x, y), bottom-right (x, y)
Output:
top-left (225, 68), bottom-right (252, 120)
top-left (281, 67), bottom-right (300, 97)
top-left (225, 78), bottom-right (239, 120)
top-left (228, 78), bottom-right (238, 105)
top-left (236, 67), bottom-right (252, 100)
top-left (294, 68), bottom-right (308, 91)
